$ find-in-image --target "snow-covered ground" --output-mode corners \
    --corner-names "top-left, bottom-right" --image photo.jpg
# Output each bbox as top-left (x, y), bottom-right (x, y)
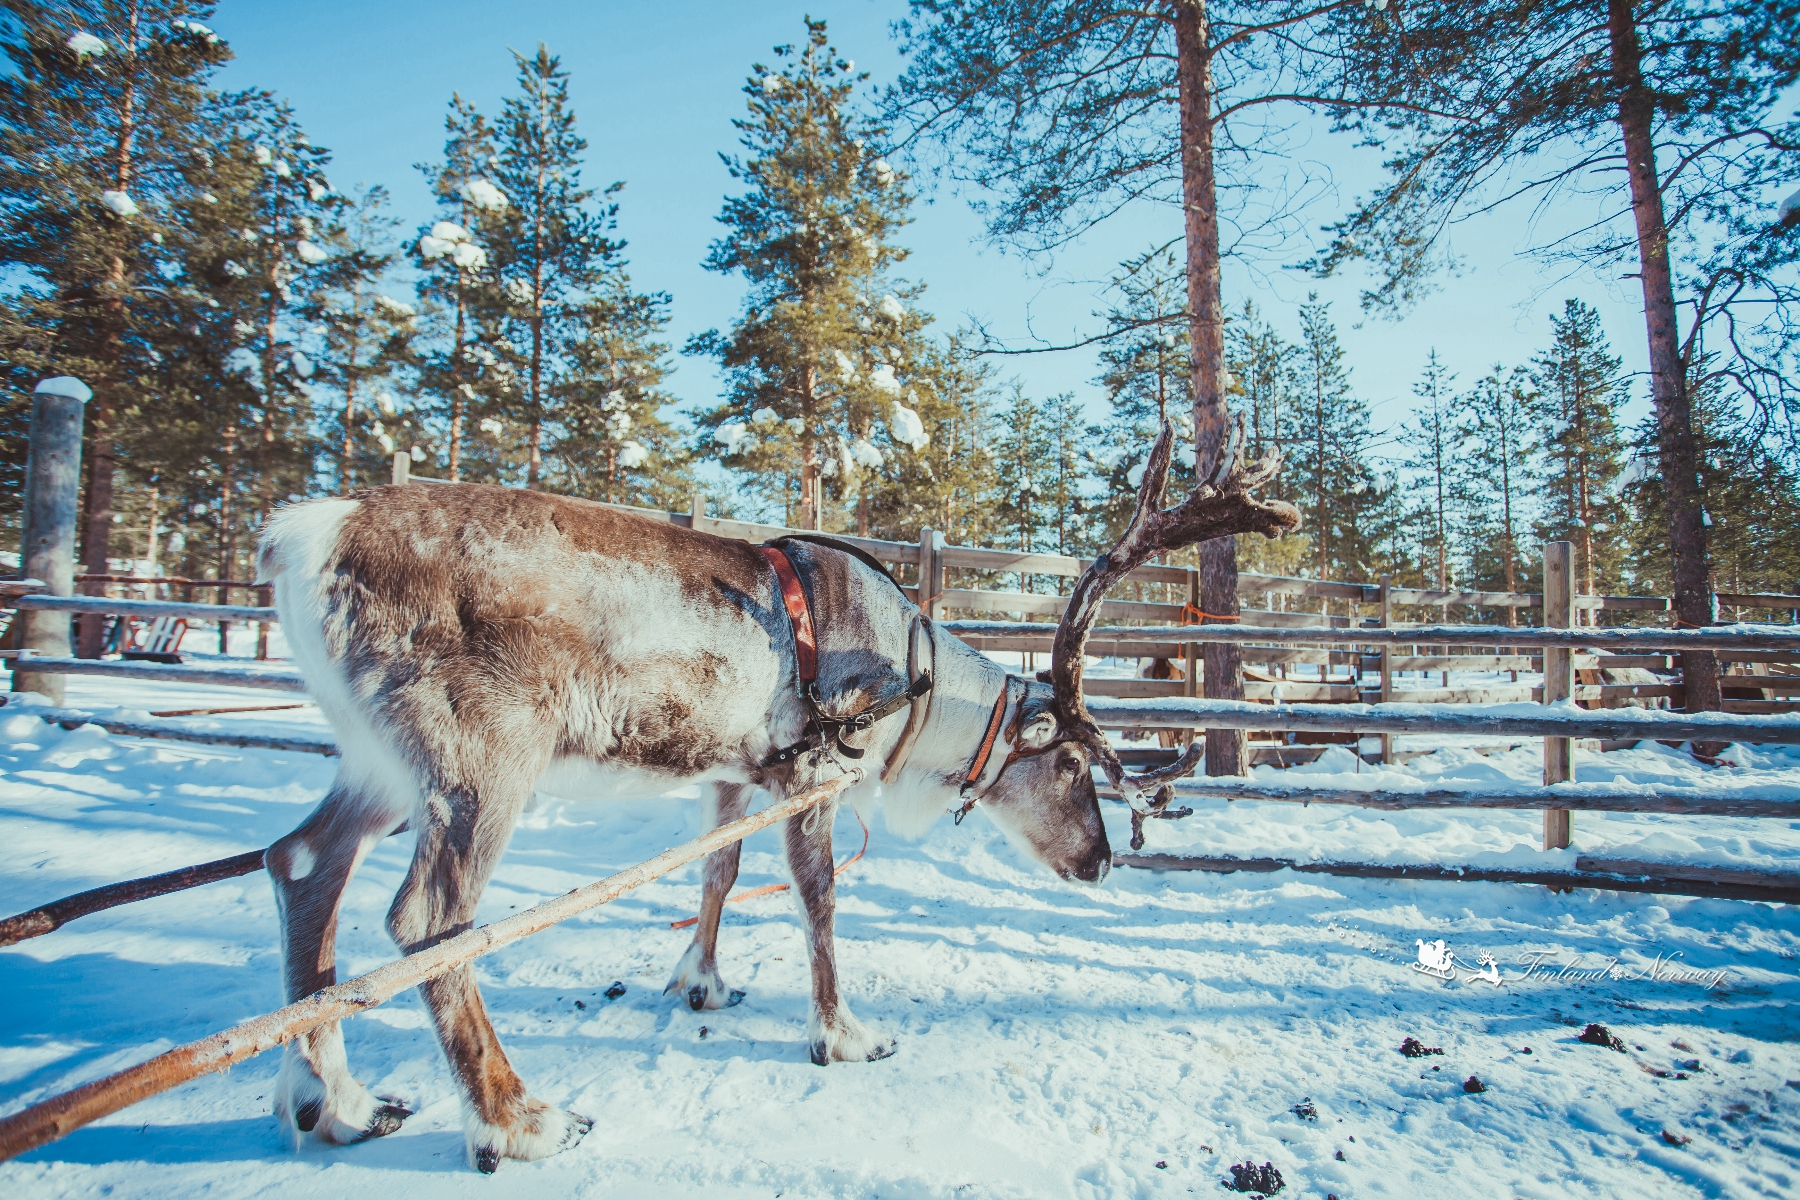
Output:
top-left (3, 667), bottom-right (1800, 1198)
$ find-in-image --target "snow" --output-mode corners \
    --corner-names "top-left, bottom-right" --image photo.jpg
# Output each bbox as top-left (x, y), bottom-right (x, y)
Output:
top-left (409, 445), bottom-right (425, 463)
top-left (715, 422), bottom-right (757, 455)
top-left (449, 242), bottom-right (487, 270)
top-left (506, 278), bottom-right (536, 305)
top-left (417, 235), bottom-right (452, 259)
top-left (430, 220), bottom-right (471, 244)
top-left (478, 417), bottom-right (505, 437)
top-left (170, 20), bottom-right (219, 43)
top-left (869, 363), bottom-right (902, 395)
top-left (872, 159), bottom-right (895, 186)
top-left (851, 437), bottom-right (883, 468)
top-left (294, 240), bottom-right (327, 265)
top-left (253, 146), bottom-right (272, 166)
top-left (65, 31), bottom-right (106, 58)
top-left (761, 73), bottom-right (784, 95)
top-left (833, 348), bottom-right (858, 381)
top-left (889, 402), bottom-right (929, 450)
top-left (374, 295), bottom-right (416, 319)
top-left (457, 179), bottom-right (509, 212)
top-left (877, 294), bottom-right (906, 321)
top-left (1, 665), bottom-right (1799, 1195)
top-left (33, 376), bottom-right (92, 402)
top-left (376, 390), bottom-right (398, 416)
top-left (223, 348), bottom-right (260, 378)
top-left (750, 406), bottom-right (779, 427)
top-left (289, 352), bottom-right (313, 379)
top-left (99, 190), bottom-right (137, 217)
top-left (784, 417), bottom-right (805, 436)
top-left (617, 440), bottom-right (649, 469)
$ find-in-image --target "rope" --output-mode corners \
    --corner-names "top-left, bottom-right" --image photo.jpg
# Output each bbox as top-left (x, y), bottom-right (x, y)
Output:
top-left (1180, 602), bottom-right (1240, 624)
top-left (669, 805), bottom-right (869, 931)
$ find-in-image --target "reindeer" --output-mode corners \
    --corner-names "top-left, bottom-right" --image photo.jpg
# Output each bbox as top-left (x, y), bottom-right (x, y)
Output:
top-left (254, 419), bottom-right (1297, 1172)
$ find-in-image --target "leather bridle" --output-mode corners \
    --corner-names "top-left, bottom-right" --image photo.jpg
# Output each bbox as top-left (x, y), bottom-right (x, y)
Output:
top-left (758, 543), bottom-right (933, 771)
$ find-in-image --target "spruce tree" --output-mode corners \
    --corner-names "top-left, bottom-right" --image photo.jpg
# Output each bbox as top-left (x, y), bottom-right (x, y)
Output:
top-left (1226, 301), bottom-right (1309, 578)
top-left (1529, 299), bottom-right (1629, 601)
top-left (692, 19), bottom-right (929, 532)
top-left (993, 383), bottom-right (1053, 561)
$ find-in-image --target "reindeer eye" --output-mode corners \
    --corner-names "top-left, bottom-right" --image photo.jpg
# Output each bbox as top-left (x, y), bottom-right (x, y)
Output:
top-left (1057, 754), bottom-right (1080, 776)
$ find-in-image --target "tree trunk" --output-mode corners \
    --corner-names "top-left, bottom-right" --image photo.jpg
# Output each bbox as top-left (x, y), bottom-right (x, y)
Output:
top-left (1606, 0), bottom-right (1719, 713)
top-left (76, 8), bottom-right (142, 658)
top-left (799, 365), bottom-right (821, 530)
top-left (1175, 0), bottom-right (1243, 776)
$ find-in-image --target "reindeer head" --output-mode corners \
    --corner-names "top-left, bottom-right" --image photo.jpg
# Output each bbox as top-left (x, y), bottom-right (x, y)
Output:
top-left (984, 415), bottom-right (1299, 869)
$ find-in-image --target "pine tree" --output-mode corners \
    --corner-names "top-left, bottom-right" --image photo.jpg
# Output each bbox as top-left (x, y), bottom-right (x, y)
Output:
top-left (1402, 350), bottom-right (1462, 591)
top-left (412, 94), bottom-right (503, 481)
top-left (1454, 365), bottom-right (1536, 606)
top-left (309, 185), bottom-right (413, 491)
top-left (691, 19), bottom-right (929, 532)
top-left (1226, 301), bottom-right (1310, 577)
top-left (1092, 248), bottom-right (1195, 546)
top-left (993, 382), bottom-right (1053, 560)
top-left (1530, 299), bottom-right (1629, 601)
top-left (0, 3), bottom-right (229, 637)
top-left (1291, 297), bottom-right (1386, 583)
top-left (485, 45), bottom-right (626, 489)
top-left (861, 337), bottom-right (1004, 545)
top-left (1626, 367), bottom-right (1800, 603)
top-left (549, 276), bottom-right (690, 508)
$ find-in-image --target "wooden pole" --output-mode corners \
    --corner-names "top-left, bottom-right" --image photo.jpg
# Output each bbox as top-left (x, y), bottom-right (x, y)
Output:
top-left (13, 381), bottom-right (88, 705)
top-left (690, 491), bottom-right (706, 535)
top-left (1184, 567), bottom-right (1200, 750)
top-left (0, 772), bottom-right (855, 1163)
top-left (390, 451), bottom-right (410, 486)
top-left (0, 849), bottom-right (268, 949)
top-left (918, 528), bottom-right (941, 620)
top-left (1378, 574), bottom-right (1393, 764)
top-left (1543, 540), bottom-right (1575, 849)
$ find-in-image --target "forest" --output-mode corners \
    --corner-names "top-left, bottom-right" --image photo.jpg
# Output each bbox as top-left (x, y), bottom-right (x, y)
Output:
top-left (3, 1), bottom-right (1797, 610)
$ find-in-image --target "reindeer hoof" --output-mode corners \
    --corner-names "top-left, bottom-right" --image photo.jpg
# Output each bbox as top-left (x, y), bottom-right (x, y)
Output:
top-left (293, 1097), bottom-right (322, 1133)
top-left (361, 1100), bottom-right (412, 1141)
top-left (727, 988), bottom-right (746, 1007)
top-left (475, 1146), bottom-right (501, 1174)
top-left (686, 985), bottom-right (707, 1012)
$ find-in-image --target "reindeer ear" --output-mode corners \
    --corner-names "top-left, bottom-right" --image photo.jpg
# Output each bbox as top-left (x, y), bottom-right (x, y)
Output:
top-left (1017, 712), bottom-right (1058, 750)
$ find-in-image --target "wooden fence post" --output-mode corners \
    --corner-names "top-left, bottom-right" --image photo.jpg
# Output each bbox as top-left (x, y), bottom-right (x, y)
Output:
top-left (690, 491), bottom-right (706, 534)
top-left (390, 451), bottom-right (410, 486)
top-left (1184, 568), bottom-right (1200, 699)
top-left (918, 528), bottom-right (941, 621)
top-left (12, 379), bottom-right (88, 705)
top-left (1543, 540), bottom-right (1575, 849)
top-left (1378, 574), bottom-right (1393, 765)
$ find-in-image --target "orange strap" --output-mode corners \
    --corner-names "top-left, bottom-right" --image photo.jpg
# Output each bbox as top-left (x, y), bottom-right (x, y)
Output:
top-left (1181, 602), bottom-right (1239, 624)
top-left (961, 679), bottom-right (1012, 795)
top-left (760, 545), bottom-right (817, 683)
top-left (668, 807), bottom-right (869, 930)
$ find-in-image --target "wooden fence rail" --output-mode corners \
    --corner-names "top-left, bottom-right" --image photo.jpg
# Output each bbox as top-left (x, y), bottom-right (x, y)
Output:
top-left (0, 772), bottom-right (855, 1163)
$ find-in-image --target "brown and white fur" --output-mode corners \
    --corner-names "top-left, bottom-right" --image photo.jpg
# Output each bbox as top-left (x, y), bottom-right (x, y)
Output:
top-left (256, 484), bottom-right (1109, 1172)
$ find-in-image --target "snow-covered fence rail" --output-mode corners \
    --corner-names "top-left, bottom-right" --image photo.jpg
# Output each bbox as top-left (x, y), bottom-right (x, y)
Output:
top-left (0, 771), bottom-right (856, 1163)
top-left (1099, 777), bottom-right (1800, 817)
top-left (1111, 850), bottom-right (1800, 905)
top-left (6, 656), bottom-right (306, 692)
top-left (1082, 695), bottom-right (1800, 744)
top-left (10, 594), bottom-right (274, 624)
top-left (942, 620), bottom-right (1800, 653)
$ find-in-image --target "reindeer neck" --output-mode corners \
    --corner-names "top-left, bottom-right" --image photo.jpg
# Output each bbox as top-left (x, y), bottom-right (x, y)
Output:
top-left (908, 622), bottom-right (1013, 787)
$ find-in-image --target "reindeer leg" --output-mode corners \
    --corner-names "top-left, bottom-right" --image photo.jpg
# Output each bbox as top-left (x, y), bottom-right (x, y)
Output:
top-left (266, 773), bottom-right (411, 1147)
top-left (786, 796), bottom-right (895, 1066)
top-left (387, 775), bottom-right (591, 1173)
top-left (665, 781), bottom-right (751, 1011)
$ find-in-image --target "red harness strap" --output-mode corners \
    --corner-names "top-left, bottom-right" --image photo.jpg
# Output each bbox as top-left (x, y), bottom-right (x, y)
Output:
top-left (760, 545), bottom-right (817, 684)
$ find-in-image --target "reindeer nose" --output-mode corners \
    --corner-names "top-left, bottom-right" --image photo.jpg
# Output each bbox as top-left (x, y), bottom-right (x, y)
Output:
top-left (1071, 852), bottom-right (1110, 886)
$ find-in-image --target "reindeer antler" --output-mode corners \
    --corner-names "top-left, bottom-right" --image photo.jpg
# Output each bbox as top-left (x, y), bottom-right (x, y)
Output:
top-left (1049, 415), bottom-right (1301, 811)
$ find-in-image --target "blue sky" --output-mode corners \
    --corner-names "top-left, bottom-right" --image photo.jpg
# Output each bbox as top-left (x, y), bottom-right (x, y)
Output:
top-left (209, 0), bottom-right (1665, 453)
